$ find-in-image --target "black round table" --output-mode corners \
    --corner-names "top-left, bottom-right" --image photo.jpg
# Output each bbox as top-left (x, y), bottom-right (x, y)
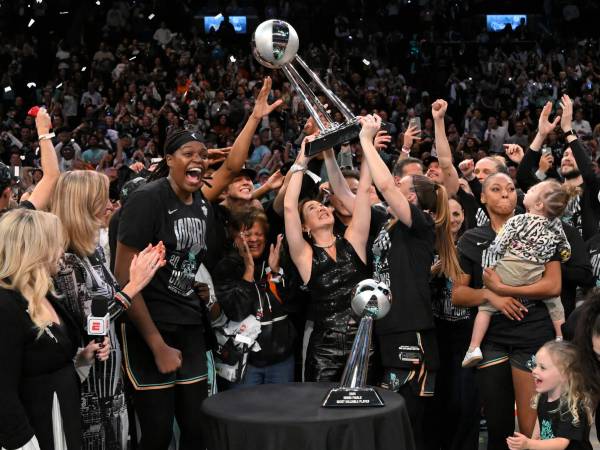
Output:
top-left (201, 382), bottom-right (415, 450)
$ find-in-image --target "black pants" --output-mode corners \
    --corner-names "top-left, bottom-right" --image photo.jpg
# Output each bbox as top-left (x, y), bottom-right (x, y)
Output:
top-left (398, 383), bottom-right (428, 450)
top-left (424, 319), bottom-right (480, 450)
top-left (133, 380), bottom-right (207, 450)
top-left (477, 361), bottom-right (515, 450)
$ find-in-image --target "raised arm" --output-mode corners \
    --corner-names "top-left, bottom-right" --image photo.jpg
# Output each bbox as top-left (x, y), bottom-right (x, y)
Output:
top-left (283, 139), bottom-right (313, 284)
top-left (323, 148), bottom-right (355, 212)
top-left (396, 125), bottom-right (420, 164)
top-left (27, 108), bottom-right (60, 210)
top-left (202, 76), bottom-right (282, 201)
top-left (359, 114), bottom-right (413, 227)
top-left (344, 155), bottom-right (372, 264)
top-left (561, 94), bottom-right (599, 188)
top-left (432, 99), bottom-right (459, 196)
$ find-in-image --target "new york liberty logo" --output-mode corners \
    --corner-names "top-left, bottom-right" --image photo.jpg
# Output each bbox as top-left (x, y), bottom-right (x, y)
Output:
top-left (540, 419), bottom-right (555, 439)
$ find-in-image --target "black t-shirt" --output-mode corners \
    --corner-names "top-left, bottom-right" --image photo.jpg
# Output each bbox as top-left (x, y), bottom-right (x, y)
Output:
top-left (108, 208), bottom-right (121, 272)
top-left (457, 224), bottom-right (554, 348)
top-left (333, 205), bottom-right (388, 266)
top-left (537, 393), bottom-right (592, 449)
top-left (372, 203), bottom-right (435, 334)
top-left (586, 232), bottom-right (600, 287)
top-left (118, 178), bottom-right (216, 325)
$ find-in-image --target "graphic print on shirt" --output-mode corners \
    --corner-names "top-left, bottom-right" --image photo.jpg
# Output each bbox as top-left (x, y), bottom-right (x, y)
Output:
top-left (590, 249), bottom-right (600, 286)
top-left (476, 207), bottom-right (490, 227)
top-left (372, 225), bottom-right (391, 289)
top-left (562, 195), bottom-right (582, 235)
top-left (540, 419), bottom-right (555, 439)
top-left (168, 217), bottom-right (207, 296)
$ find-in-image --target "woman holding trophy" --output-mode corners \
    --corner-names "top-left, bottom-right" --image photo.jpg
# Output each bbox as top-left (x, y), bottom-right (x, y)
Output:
top-left (359, 113), bottom-right (462, 450)
top-left (283, 122), bottom-right (377, 382)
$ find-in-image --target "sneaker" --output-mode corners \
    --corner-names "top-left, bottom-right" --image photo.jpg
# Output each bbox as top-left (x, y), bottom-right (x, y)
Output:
top-left (462, 347), bottom-right (483, 368)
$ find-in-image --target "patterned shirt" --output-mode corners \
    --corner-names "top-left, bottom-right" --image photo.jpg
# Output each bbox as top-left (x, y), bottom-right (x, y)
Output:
top-left (490, 213), bottom-right (571, 265)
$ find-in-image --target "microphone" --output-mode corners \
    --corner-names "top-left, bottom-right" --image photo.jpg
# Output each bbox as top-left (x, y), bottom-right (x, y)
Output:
top-left (87, 297), bottom-right (109, 344)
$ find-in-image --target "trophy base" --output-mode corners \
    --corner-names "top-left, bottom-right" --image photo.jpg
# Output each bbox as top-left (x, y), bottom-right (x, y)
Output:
top-left (305, 121), bottom-right (361, 156)
top-left (322, 386), bottom-right (385, 408)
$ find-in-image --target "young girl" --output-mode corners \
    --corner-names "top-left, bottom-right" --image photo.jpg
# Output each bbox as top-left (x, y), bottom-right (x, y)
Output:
top-left (463, 180), bottom-right (575, 367)
top-left (506, 340), bottom-right (593, 450)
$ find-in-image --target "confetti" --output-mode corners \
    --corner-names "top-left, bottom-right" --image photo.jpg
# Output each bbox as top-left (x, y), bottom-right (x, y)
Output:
top-left (28, 18), bottom-right (35, 27)
top-left (35, 0), bottom-right (42, 3)
top-left (4, 86), bottom-right (11, 93)
top-left (148, 13), bottom-right (155, 20)
top-left (27, 82), bottom-right (36, 88)
top-left (59, 11), bottom-right (69, 15)
top-left (215, 13), bottom-right (223, 19)
top-left (95, 0), bottom-right (100, 5)
top-left (129, 55), bottom-right (137, 61)
top-left (229, 55), bottom-right (236, 63)
top-left (56, 83), bottom-right (63, 89)
top-left (20, 155), bottom-right (25, 161)
top-left (81, 66), bottom-right (87, 72)
top-left (362, 59), bottom-right (370, 66)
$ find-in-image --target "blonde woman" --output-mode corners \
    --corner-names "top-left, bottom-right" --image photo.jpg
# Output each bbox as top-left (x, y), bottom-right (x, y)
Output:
top-left (0, 208), bottom-right (109, 450)
top-left (51, 170), bottom-right (165, 450)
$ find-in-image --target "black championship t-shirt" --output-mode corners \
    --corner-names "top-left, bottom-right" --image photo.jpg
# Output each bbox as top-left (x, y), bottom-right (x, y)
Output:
top-left (537, 393), bottom-right (592, 449)
top-left (372, 203), bottom-right (435, 334)
top-left (457, 224), bottom-right (554, 348)
top-left (118, 178), bottom-right (216, 325)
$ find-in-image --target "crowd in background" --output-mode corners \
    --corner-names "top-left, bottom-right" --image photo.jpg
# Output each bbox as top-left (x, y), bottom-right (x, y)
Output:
top-left (3, 1), bottom-right (600, 450)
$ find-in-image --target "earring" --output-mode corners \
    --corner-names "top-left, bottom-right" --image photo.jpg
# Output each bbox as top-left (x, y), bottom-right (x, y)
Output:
top-left (307, 229), bottom-right (312, 238)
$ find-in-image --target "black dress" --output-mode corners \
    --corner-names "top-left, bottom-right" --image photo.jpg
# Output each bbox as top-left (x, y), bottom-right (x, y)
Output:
top-left (0, 287), bottom-right (82, 450)
top-left (304, 237), bottom-right (369, 382)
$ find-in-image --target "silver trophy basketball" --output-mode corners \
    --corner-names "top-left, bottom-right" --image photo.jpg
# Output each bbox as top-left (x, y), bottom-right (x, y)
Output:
top-left (252, 19), bottom-right (362, 156)
top-left (322, 279), bottom-right (391, 407)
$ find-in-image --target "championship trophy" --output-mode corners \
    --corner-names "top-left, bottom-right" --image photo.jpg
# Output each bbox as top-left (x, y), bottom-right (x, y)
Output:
top-left (322, 279), bottom-right (391, 408)
top-left (252, 19), bottom-right (362, 156)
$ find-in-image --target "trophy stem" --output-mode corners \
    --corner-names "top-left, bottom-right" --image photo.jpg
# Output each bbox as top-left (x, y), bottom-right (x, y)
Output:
top-left (340, 316), bottom-right (373, 388)
top-left (282, 64), bottom-right (327, 132)
top-left (295, 56), bottom-right (356, 122)
top-left (285, 64), bottom-right (334, 125)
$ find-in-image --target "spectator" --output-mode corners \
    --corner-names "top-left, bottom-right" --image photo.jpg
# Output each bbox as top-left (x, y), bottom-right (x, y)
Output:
top-left (484, 116), bottom-right (510, 154)
top-left (153, 21), bottom-right (174, 47)
top-left (81, 135), bottom-right (107, 166)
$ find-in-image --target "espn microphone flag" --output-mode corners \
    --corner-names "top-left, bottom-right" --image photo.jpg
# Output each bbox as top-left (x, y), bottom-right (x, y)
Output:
top-left (87, 297), bottom-right (109, 343)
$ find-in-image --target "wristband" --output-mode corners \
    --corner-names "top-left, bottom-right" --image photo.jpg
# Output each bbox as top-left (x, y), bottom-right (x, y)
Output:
top-left (563, 129), bottom-right (577, 138)
top-left (289, 163), bottom-right (307, 174)
top-left (265, 266), bottom-right (284, 275)
top-left (38, 132), bottom-right (55, 141)
top-left (115, 290), bottom-right (132, 310)
top-left (401, 146), bottom-right (411, 154)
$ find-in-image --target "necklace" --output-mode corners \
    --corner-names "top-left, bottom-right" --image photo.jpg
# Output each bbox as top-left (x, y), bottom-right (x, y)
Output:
top-left (313, 237), bottom-right (337, 248)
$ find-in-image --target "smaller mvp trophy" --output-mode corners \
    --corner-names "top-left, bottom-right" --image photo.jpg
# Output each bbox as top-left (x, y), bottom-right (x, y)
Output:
top-left (252, 19), bottom-right (361, 156)
top-left (322, 279), bottom-right (391, 408)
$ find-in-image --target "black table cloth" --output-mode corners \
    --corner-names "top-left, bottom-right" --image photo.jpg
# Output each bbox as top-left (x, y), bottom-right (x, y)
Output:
top-left (201, 382), bottom-right (415, 450)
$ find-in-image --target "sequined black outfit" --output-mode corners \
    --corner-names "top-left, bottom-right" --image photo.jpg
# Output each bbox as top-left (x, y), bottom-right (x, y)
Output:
top-left (304, 237), bottom-right (369, 382)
